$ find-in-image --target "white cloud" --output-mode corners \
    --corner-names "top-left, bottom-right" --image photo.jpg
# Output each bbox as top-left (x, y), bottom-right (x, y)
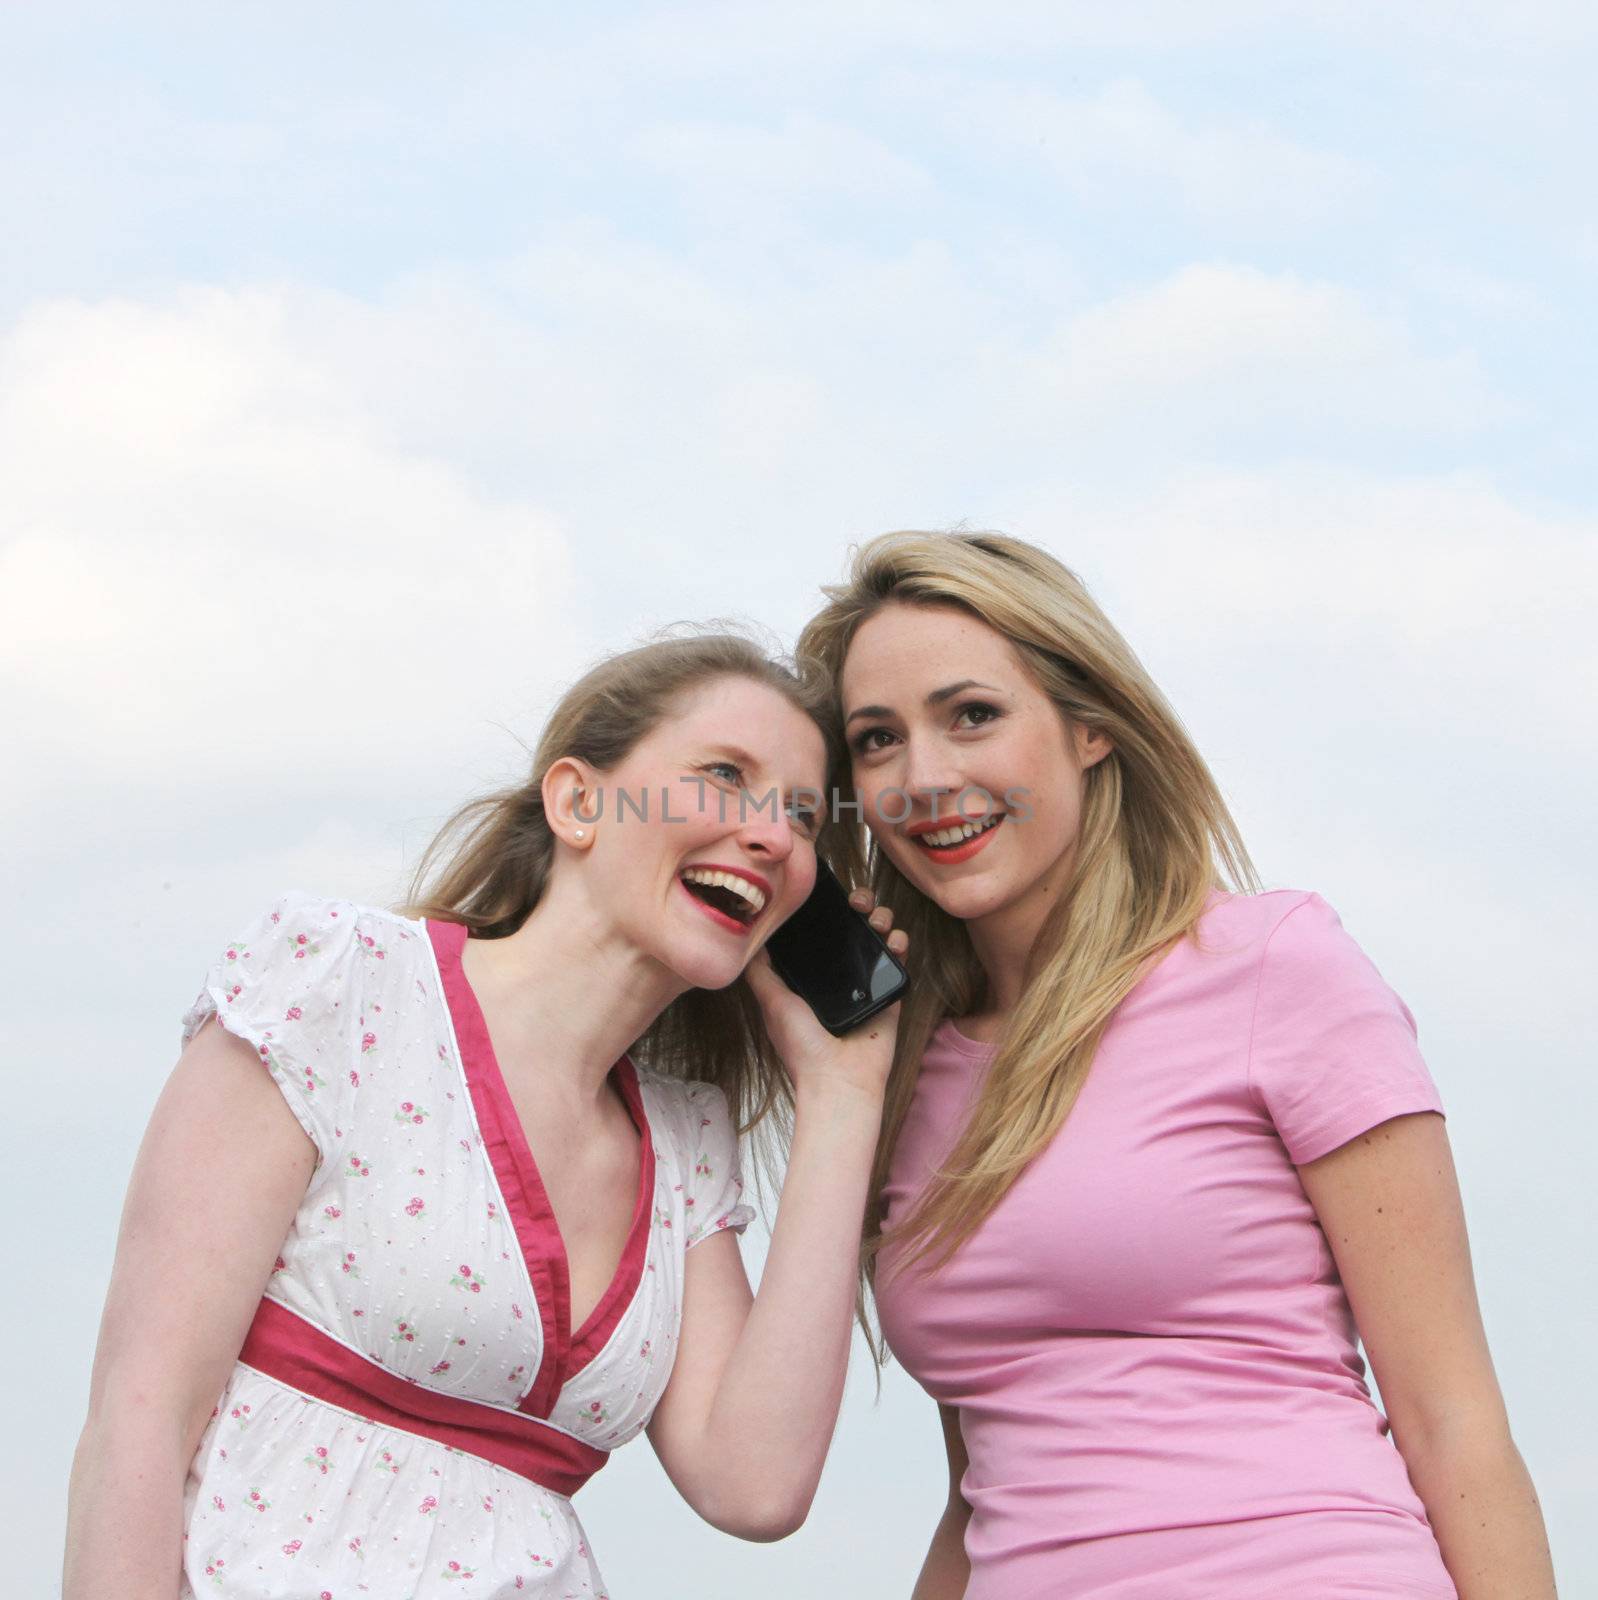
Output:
top-left (1103, 467), bottom-right (1593, 670)
top-left (1405, 259), bottom-right (1548, 320)
top-left (959, 262), bottom-right (1510, 464)
top-left (0, 255), bottom-right (1520, 821)
top-left (1005, 466), bottom-right (1595, 756)
top-left (569, 1), bottom-right (1598, 77)
top-left (933, 76), bottom-right (1365, 226)
top-left (635, 114), bottom-right (934, 209)
top-left (1029, 263), bottom-right (1510, 445)
top-left (0, 286), bottom-right (583, 817)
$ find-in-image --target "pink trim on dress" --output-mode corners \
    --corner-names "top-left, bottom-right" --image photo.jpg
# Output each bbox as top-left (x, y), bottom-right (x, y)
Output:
top-left (425, 918), bottom-right (656, 1417)
top-left (239, 1296), bottom-right (608, 1496)
top-left (567, 1059), bottom-right (656, 1375)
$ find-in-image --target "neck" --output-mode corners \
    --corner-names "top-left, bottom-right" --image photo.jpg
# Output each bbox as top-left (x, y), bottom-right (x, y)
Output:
top-left (454, 874), bottom-right (690, 1108)
top-left (965, 843), bottom-right (1077, 1022)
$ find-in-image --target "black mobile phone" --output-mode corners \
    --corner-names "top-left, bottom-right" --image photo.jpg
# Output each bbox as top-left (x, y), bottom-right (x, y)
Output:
top-left (765, 856), bottom-right (909, 1037)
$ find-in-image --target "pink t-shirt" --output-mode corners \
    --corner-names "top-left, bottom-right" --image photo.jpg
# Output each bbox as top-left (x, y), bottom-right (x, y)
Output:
top-left (875, 889), bottom-right (1458, 1600)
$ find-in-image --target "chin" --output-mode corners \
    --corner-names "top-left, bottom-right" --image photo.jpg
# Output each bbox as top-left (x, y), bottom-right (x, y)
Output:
top-left (906, 874), bottom-right (1013, 924)
top-left (664, 946), bottom-right (748, 992)
top-left (942, 892), bottom-right (1012, 925)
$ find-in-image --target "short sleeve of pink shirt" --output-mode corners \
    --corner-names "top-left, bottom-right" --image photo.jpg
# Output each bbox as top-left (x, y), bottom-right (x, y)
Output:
top-left (1248, 891), bottom-right (1443, 1164)
top-left (873, 888), bottom-right (1458, 1600)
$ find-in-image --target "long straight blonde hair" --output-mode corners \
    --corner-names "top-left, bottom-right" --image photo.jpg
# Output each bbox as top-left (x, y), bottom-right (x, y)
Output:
top-left (794, 532), bottom-right (1261, 1370)
top-left (397, 626), bottom-right (839, 1151)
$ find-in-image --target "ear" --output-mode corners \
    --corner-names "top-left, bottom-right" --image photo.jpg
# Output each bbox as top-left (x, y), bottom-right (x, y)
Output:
top-left (1074, 724), bottom-right (1115, 772)
top-left (542, 757), bottom-right (602, 844)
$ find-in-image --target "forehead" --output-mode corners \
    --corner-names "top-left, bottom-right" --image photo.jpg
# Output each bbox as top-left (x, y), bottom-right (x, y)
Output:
top-left (842, 603), bottom-right (1021, 695)
top-left (647, 675), bottom-right (827, 782)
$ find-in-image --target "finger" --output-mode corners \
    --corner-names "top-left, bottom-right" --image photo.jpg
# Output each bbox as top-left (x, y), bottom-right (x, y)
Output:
top-left (849, 888), bottom-right (875, 912)
top-left (868, 906), bottom-right (892, 932)
top-left (886, 929), bottom-right (909, 955)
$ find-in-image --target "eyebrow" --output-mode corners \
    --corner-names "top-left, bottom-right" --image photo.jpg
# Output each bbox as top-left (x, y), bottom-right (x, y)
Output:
top-left (844, 680), bottom-right (1001, 727)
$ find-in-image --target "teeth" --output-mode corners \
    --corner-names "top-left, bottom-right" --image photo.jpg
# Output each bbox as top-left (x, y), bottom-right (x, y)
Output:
top-left (918, 816), bottom-right (1001, 848)
top-left (681, 867), bottom-right (767, 915)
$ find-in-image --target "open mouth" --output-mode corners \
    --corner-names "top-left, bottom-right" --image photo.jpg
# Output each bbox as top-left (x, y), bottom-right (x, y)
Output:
top-left (678, 868), bottom-right (765, 929)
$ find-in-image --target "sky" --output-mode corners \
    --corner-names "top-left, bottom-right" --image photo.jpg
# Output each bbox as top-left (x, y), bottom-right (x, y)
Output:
top-left (2, 3), bottom-right (1593, 1594)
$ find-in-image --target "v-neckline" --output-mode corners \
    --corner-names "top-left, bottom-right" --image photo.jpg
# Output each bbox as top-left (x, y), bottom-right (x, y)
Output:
top-left (423, 916), bottom-right (657, 1419)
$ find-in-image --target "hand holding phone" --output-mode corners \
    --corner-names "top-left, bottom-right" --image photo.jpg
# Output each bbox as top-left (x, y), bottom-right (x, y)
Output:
top-left (763, 857), bottom-right (910, 1037)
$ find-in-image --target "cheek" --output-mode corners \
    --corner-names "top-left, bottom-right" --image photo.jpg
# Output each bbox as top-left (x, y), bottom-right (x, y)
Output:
top-left (617, 810), bottom-right (712, 888)
top-left (1012, 783), bottom-right (1080, 859)
top-left (663, 783), bottom-right (734, 837)
top-left (863, 818), bottom-right (921, 884)
top-left (854, 770), bottom-right (910, 827)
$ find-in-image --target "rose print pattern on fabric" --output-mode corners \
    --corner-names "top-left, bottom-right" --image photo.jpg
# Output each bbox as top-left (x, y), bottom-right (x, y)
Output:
top-left (175, 889), bottom-right (756, 1597)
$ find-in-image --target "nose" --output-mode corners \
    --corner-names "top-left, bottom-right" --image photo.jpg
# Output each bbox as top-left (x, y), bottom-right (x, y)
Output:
top-left (900, 742), bottom-right (966, 816)
top-left (734, 805), bottom-right (795, 864)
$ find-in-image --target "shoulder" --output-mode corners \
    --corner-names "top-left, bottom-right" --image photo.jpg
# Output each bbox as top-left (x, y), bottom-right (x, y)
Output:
top-left (1234, 892), bottom-right (1439, 1158)
top-left (181, 891), bottom-right (422, 1154)
top-left (646, 1073), bottom-right (755, 1247)
top-left (257, 889), bottom-right (414, 938)
top-left (203, 891), bottom-right (426, 1010)
top-left (636, 1062), bottom-right (735, 1113)
top-left (1165, 887), bottom-right (1322, 987)
top-left (1242, 889), bottom-right (1380, 988)
top-left (1194, 887), bottom-right (1386, 998)
top-left (632, 1062), bottom-right (689, 1140)
top-left (632, 1067), bottom-right (739, 1150)
top-left (228, 890), bottom-right (417, 955)
top-left (1194, 886), bottom-right (1322, 949)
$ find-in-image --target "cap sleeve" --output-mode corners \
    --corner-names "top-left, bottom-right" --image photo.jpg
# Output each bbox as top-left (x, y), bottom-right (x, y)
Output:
top-left (179, 891), bottom-right (363, 1167)
top-left (681, 1080), bottom-right (756, 1248)
top-left (1247, 892), bottom-right (1445, 1165)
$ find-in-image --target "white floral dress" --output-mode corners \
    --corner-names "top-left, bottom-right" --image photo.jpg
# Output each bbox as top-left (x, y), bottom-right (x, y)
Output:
top-left (176, 891), bottom-right (754, 1599)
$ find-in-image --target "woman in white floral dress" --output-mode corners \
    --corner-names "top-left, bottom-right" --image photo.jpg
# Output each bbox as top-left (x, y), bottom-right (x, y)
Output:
top-left (64, 634), bottom-right (910, 1599)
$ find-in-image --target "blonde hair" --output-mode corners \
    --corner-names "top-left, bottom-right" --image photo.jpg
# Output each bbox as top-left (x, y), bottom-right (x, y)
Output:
top-left (793, 531), bottom-right (1260, 1372)
top-left (398, 625), bottom-right (839, 1149)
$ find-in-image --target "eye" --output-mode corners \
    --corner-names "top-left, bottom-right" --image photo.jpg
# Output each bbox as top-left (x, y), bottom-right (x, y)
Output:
top-left (849, 726), bottom-right (895, 757)
top-left (703, 760), bottom-right (744, 785)
top-left (850, 700), bottom-right (1003, 756)
top-left (955, 701), bottom-right (1003, 730)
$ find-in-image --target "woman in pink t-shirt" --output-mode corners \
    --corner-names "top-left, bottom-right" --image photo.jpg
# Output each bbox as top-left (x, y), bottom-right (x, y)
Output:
top-left (796, 532), bottom-right (1556, 1600)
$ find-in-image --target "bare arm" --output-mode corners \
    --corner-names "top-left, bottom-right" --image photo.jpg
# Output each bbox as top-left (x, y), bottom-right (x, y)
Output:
top-left (62, 1016), bottom-right (316, 1599)
top-left (642, 890), bottom-right (911, 1542)
top-left (644, 1069), bottom-right (886, 1539)
top-left (1297, 1112), bottom-right (1558, 1599)
top-left (910, 1401), bottom-right (972, 1600)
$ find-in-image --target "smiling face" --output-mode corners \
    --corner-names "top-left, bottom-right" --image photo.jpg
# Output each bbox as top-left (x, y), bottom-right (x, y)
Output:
top-left (840, 600), bottom-right (1111, 929)
top-left (568, 674), bottom-right (828, 991)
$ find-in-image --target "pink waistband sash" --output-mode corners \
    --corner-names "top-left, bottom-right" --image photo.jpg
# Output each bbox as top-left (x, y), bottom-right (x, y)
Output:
top-left (238, 1296), bottom-right (608, 1497)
